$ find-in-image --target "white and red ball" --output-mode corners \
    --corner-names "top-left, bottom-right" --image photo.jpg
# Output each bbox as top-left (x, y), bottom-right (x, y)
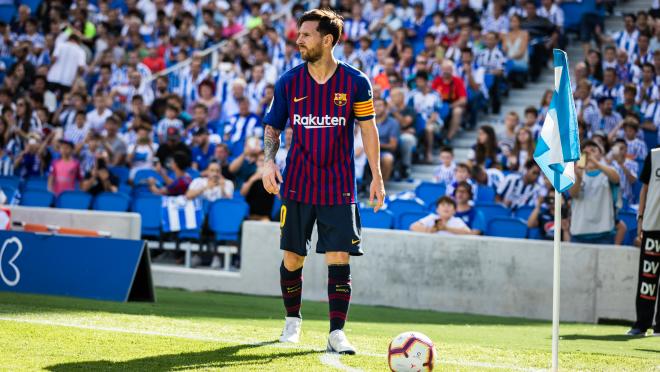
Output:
top-left (388, 331), bottom-right (437, 371)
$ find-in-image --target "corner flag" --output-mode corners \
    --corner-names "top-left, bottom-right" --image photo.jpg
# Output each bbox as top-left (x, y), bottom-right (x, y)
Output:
top-left (533, 49), bottom-right (581, 192)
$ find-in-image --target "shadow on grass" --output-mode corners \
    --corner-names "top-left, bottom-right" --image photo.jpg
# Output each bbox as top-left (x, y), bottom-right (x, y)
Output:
top-left (0, 288), bottom-right (546, 327)
top-left (561, 334), bottom-right (642, 342)
top-left (45, 341), bottom-right (319, 371)
top-left (636, 349), bottom-right (660, 354)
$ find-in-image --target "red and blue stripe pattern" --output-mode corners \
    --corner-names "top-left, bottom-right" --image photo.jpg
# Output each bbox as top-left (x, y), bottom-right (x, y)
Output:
top-left (264, 61), bottom-right (374, 206)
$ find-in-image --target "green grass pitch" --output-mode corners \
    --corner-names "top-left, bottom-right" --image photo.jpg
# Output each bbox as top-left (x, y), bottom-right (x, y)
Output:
top-left (0, 288), bottom-right (657, 371)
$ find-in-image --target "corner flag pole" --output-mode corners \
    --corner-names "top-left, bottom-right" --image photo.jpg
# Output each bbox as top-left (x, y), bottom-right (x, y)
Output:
top-left (552, 184), bottom-right (561, 371)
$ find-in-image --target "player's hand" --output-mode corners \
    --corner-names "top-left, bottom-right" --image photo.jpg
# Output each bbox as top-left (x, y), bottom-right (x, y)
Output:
top-left (262, 160), bottom-right (282, 195)
top-left (369, 177), bottom-right (386, 213)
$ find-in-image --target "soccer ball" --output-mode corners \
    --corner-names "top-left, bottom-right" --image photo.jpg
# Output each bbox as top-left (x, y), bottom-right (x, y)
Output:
top-left (388, 331), bottom-right (437, 371)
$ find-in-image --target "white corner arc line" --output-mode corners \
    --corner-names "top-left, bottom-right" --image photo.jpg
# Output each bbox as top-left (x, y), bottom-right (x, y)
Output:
top-left (0, 317), bottom-right (544, 371)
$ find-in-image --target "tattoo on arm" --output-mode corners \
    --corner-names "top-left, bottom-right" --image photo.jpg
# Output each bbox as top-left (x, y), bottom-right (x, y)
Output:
top-left (264, 126), bottom-right (281, 162)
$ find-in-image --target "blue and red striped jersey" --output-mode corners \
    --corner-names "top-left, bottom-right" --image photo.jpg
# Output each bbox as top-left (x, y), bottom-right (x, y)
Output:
top-left (264, 61), bottom-right (375, 205)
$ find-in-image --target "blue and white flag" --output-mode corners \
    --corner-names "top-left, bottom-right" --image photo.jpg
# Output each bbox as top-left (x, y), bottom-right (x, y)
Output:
top-left (533, 49), bottom-right (581, 193)
top-left (161, 196), bottom-right (203, 232)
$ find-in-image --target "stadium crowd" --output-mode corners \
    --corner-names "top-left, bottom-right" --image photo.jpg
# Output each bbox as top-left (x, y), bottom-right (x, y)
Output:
top-left (0, 0), bottom-right (658, 267)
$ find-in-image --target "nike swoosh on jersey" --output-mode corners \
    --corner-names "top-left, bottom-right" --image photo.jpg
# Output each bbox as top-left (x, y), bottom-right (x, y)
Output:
top-left (293, 96), bottom-right (307, 102)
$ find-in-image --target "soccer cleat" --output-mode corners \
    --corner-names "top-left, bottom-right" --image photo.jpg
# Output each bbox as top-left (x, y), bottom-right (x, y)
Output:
top-left (625, 328), bottom-right (646, 336)
top-left (327, 329), bottom-right (356, 355)
top-left (279, 316), bottom-right (302, 343)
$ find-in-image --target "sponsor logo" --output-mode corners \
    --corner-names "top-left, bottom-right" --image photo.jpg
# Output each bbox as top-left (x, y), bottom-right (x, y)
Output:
top-left (0, 237), bottom-right (22, 287)
top-left (292, 114), bottom-right (346, 128)
top-left (644, 238), bottom-right (660, 256)
top-left (640, 282), bottom-right (657, 300)
top-left (280, 206), bottom-right (287, 229)
top-left (642, 260), bottom-right (659, 278)
top-left (293, 96), bottom-right (307, 103)
top-left (351, 239), bottom-right (360, 245)
top-left (334, 93), bottom-right (347, 106)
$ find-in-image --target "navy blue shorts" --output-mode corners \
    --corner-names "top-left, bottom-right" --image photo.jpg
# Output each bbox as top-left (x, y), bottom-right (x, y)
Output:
top-left (279, 199), bottom-right (363, 257)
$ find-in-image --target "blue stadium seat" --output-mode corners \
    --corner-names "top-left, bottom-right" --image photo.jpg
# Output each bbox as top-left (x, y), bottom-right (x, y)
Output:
top-left (0, 176), bottom-right (20, 190)
top-left (475, 203), bottom-right (510, 225)
top-left (360, 208), bottom-right (394, 229)
top-left (108, 166), bottom-right (130, 184)
top-left (618, 211), bottom-right (637, 246)
top-left (397, 211), bottom-right (429, 231)
top-left (56, 191), bottom-right (92, 210)
top-left (486, 217), bottom-right (528, 238)
top-left (186, 168), bottom-right (201, 179)
top-left (387, 199), bottom-right (427, 216)
top-left (527, 227), bottom-right (543, 240)
top-left (414, 182), bottom-right (446, 207)
top-left (20, 189), bottom-right (54, 207)
top-left (476, 185), bottom-right (496, 203)
top-left (131, 194), bottom-right (162, 238)
top-left (643, 129), bottom-right (658, 150)
top-left (0, 5), bottom-right (16, 23)
top-left (208, 199), bottom-right (249, 241)
top-left (93, 192), bottom-right (130, 212)
top-left (513, 206), bottom-right (535, 221)
top-left (118, 183), bottom-right (132, 195)
top-left (24, 177), bottom-right (48, 191)
top-left (133, 169), bottom-right (164, 186)
top-left (1, 186), bottom-right (17, 203)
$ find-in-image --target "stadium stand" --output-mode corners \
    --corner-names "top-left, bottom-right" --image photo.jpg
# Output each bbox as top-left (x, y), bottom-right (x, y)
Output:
top-left (0, 0), bottom-right (656, 269)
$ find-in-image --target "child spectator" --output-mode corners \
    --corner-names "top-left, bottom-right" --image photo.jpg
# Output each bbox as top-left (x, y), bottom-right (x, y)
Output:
top-left (446, 162), bottom-right (477, 198)
top-left (433, 147), bottom-right (456, 185)
top-left (186, 162), bottom-right (234, 202)
top-left (148, 151), bottom-right (192, 196)
top-left (410, 196), bottom-right (471, 235)
top-left (48, 139), bottom-right (81, 196)
top-left (453, 181), bottom-right (486, 235)
top-left (496, 159), bottom-right (543, 209)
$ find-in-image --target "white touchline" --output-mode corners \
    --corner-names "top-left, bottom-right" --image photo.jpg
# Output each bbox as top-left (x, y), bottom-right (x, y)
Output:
top-left (0, 316), bottom-right (545, 371)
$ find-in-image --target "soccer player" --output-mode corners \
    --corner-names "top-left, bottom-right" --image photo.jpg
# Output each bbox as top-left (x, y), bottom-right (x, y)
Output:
top-left (261, 9), bottom-right (386, 354)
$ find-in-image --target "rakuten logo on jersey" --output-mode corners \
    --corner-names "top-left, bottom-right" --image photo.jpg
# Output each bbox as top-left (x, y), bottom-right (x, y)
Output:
top-left (293, 114), bottom-right (346, 128)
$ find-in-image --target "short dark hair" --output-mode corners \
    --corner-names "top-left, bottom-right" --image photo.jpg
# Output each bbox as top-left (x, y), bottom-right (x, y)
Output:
top-left (582, 139), bottom-right (603, 153)
top-left (524, 106), bottom-right (538, 116)
top-left (440, 146), bottom-right (454, 155)
top-left (454, 181), bottom-right (473, 198)
top-left (297, 8), bottom-right (344, 47)
top-left (436, 196), bottom-right (456, 209)
top-left (173, 151), bottom-right (191, 170)
top-left (524, 159), bottom-right (539, 170)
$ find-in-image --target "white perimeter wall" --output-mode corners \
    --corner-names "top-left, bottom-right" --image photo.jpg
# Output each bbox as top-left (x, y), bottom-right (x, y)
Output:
top-left (8, 206), bottom-right (142, 240)
top-left (154, 221), bottom-right (640, 323)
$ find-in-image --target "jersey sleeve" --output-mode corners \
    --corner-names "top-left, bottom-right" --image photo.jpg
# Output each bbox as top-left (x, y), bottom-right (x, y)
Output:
top-left (263, 78), bottom-right (289, 130)
top-left (353, 73), bottom-right (375, 121)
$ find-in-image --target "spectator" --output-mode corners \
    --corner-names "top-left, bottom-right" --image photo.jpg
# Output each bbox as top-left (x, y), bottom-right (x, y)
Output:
top-left (187, 80), bottom-right (221, 123)
top-left (615, 49), bottom-right (641, 84)
top-left (80, 158), bottom-right (119, 195)
top-left (77, 132), bottom-right (107, 174)
top-left (46, 33), bottom-right (86, 95)
top-left (504, 127), bottom-right (536, 172)
top-left (569, 140), bottom-right (620, 244)
top-left (63, 110), bottom-right (90, 147)
top-left (184, 112), bottom-right (213, 166)
top-left (407, 71), bottom-right (443, 162)
top-left (388, 87), bottom-right (417, 178)
top-left (457, 48), bottom-right (488, 129)
top-left (501, 14), bottom-right (529, 88)
top-left (410, 196), bottom-right (471, 235)
top-left (615, 84), bottom-right (642, 120)
top-left (225, 97), bottom-right (262, 160)
top-left (148, 151), bottom-right (192, 196)
top-left (591, 97), bottom-right (622, 136)
top-left (102, 115), bottom-right (127, 167)
top-left (521, 1), bottom-right (559, 81)
top-left (156, 127), bottom-right (192, 168)
top-left (468, 125), bottom-right (499, 169)
top-left (476, 31), bottom-right (506, 114)
top-left (276, 127), bottom-right (293, 173)
top-left (353, 125), bottom-right (367, 184)
top-left (239, 151), bottom-right (274, 221)
top-left (527, 193), bottom-right (571, 241)
top-left (446, 162), bottom-right (477, 198)
top-left (229, 137), bottom-right (261, 189)
top-left (453, 181), bottom-right (486, 235)
top-left (593, 68), bottom-right (623, 103)
top-left (374, 98), bottom-right (399, 182)
top-left (211, 143), bottom-right (235, 181)
top-left (86, 93), bottom-right (112, 134)
top-left (434, 147), bottom-right (456, 185)
top-left (432, 60), bottom-right (466, 141)
top-left (607, 138), bottom-right (639, 207)
top-left (185, 161), bottom-right (234, 202)
top-left (127, 124), bottom-right (158, 180)
top-left (499, 111), bottom-right (520, 152)
top-left (496, 159), bottom-right (542, 209)
top-left (14, 132), bottom-right (45, 178)
top-left (48, 139), bottom-right (81, 196)
top-left (156, 104), bottom-right (185, 144)
top-left (620, 119), bottom-right (648, 161)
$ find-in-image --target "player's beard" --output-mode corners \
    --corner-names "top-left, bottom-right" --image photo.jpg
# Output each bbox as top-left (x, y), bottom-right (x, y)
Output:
top-left (300, 44), bottom-right (323, 63)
